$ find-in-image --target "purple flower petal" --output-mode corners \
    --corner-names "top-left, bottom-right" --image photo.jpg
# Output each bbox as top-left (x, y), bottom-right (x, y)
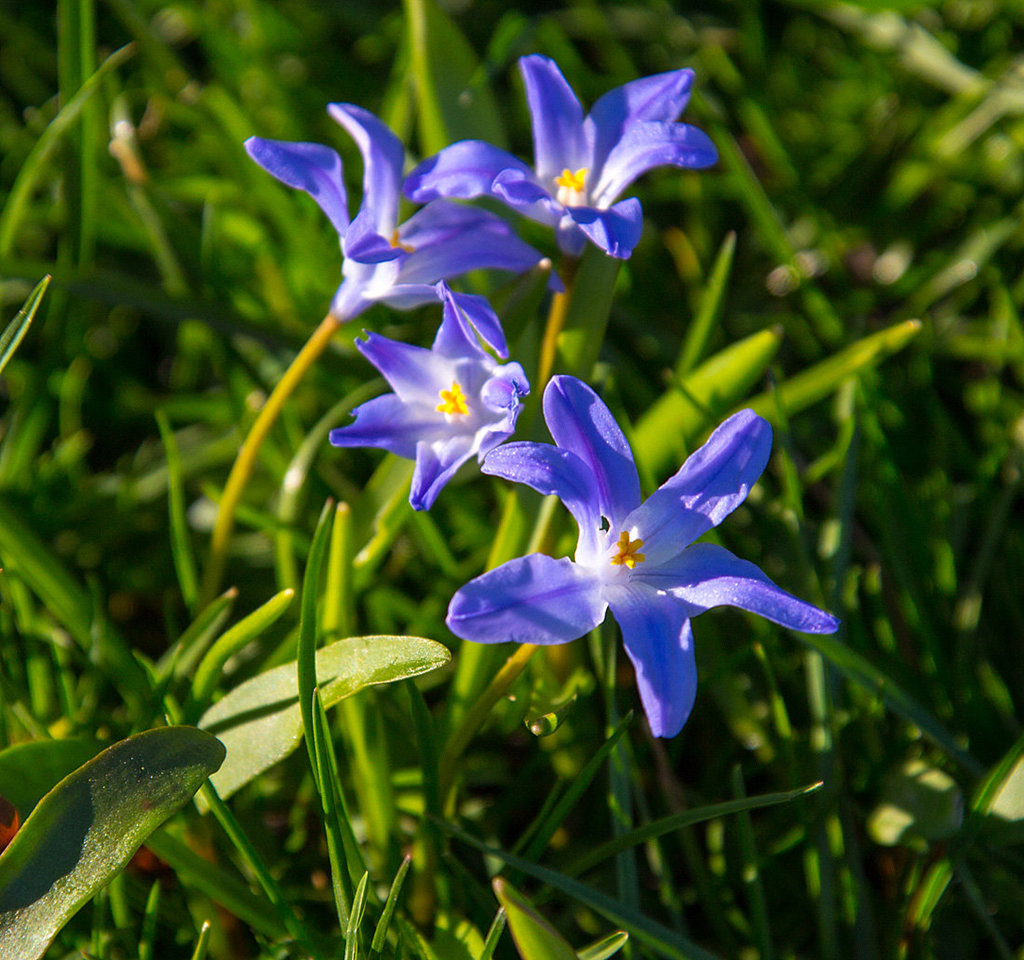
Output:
top-left (640, 542), bottom-right (840, 634)
top-left (479, 363), bottom-right (530, 423)
top-left (342, 223), bottom-right (404, 264)
top-left (432, 287), bottom-right (507, 358)
top-left (328, 103), bottom-right (404, 238)
top-left (395, 204), bottom-right (545, 310)
top-left (245, 137), bottom-right (349, 237)
top-left (403, 141), bottom-right (535, 203)
top-left (607, 585), bottom-right (697, 738)
top-left (586, 69), bottom-right (695, 173)
top-left (491, 168), bottom-right (564, 226)
top-left (519, 54), bottom-right (587, 182)
top-left (592, 122), bottom-right (718, 209)
top-left (482, 442), bottom-right (604, 557)
top-left (330, 394), bottom-right (445, 459)
top-left (447, 554), bottom-right (607, 645)
top-left (543, 377), bottom-right (641, 527)
top-left (357, 332), bottom-right (451, 405)
top-left (566, 198), bottom-right (644, 259)
top-left (411, 434), bottom-right (477, 511)
top-left (626, 409), bottom-right (772, 565)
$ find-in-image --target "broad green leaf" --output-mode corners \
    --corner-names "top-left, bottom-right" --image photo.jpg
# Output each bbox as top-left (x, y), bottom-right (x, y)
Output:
top-left (199, 635), bottom-right (450, 801)
top-left (0, 739), bottom-right (103, 817)
top-left (0, 275), bottom-right (48, 378)
top-left (493, 877), bottom-right (577, 960)
top-left (0, 727), bottom-right (225, 960)
top-left (633, 327), bottom-right (783, 477)
top-left (402, 0), bottom-right (506, 155)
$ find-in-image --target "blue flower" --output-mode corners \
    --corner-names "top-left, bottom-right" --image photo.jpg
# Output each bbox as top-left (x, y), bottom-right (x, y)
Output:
top-left (446, 376), bottom-right (838, 737)
top-left (330, 284), bottom-right (529, 511)
top-left (404, 55), bottom-right (718, 260)
top-left (246, 103), bottom-right (546, 332)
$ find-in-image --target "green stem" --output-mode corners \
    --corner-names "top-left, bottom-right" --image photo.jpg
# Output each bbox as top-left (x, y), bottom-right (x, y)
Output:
top-left (200, 312), bottom-right (341, 606)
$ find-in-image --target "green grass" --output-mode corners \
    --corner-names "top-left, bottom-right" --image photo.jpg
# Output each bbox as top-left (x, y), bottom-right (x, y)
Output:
top-left (3, 1), bottom-right (1024, 958)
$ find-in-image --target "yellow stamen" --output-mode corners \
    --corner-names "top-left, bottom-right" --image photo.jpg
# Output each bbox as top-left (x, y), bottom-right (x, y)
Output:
top-left (610, 531), bottom-right (645, 569)
top-left (437, 381), bottom-right (469, 416)
top-left (555, 167), bottom-right (588, 193)
top-left (390, 228), bottom-right (415, 253)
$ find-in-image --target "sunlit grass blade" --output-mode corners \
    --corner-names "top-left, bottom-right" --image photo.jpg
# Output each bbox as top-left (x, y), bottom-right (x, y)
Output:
top-left (567, 782), bottom-right (823, 878)
top-left (479, 908), bottom-right (508, 960)
top-left (344, 871), bottom-right (369, 958)
top-left (189, 920), bottom-right (211, 960)
top-left (677, 232), bottom-right (735, 377)
top-left (311, 687), bottom-right (360, 928)
top-left (298, 499), bottom-right (335, 769)
top-left (745, 320), bottom-right (923, 423)
top-left (402, 0), bottom-right (506, 154)
top-left (0, 275), bottom-right (48, 378)
top-left (156, 588), bottom-right (237, 686)
top-left (370, 854), bottom-right (411, 958)
top-left (633, 327), bottom-right (783, 477)
top-left (189, 587), bottom-right (295, 708)
top-left (493, 877), bottom-right (577, 960)
top-left (0, 727), bottom-right (224, 960)
top-left (578, 931), bottom-right (629, 960)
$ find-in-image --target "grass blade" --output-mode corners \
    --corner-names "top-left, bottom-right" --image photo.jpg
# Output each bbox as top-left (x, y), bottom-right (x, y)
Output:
top-left (0, 276), bottom-right (48, 378)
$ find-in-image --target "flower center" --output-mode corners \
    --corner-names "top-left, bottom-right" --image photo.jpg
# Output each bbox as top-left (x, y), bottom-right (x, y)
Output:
top-left (390, 228), bottom-right (415, 254)
top-left (436, 381), bottom-right (470, 416)
top-left (609, 531), bottom-right (645, 569)
top-left (554, 167), bottom-right (588, 205)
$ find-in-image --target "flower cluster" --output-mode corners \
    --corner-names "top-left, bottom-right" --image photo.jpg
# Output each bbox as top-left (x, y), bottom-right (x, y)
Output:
top-left (247, 56), bottom-right (838, 736)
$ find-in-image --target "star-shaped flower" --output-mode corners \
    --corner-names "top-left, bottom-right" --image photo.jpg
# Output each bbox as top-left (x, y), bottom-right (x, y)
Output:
top-left (404, 55), bottom-right (718, 259)
top-left (447, 376), bottom-right (839, 737)
top-left (246, 103), bottom-right (545, 338)
top-left (329, 284), bottom-right (529, 511)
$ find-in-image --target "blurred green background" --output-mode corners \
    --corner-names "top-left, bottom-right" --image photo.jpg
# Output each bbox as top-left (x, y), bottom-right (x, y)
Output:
top-left (3, 1), bottom-right (1024, 958)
